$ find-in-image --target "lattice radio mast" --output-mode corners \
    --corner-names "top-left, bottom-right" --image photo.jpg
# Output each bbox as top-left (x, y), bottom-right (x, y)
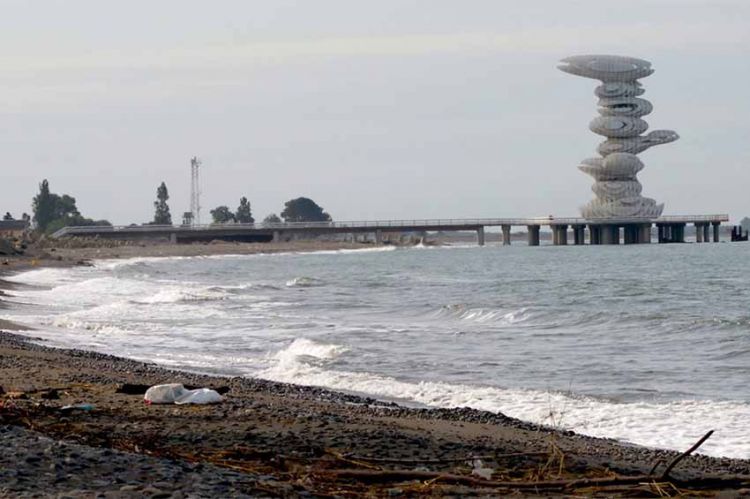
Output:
top-left (190, 156), bottom-right (202, 225)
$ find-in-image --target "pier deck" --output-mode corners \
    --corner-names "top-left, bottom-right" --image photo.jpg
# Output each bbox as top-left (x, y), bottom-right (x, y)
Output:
top-left (52, 214), bottom-right (729, 246)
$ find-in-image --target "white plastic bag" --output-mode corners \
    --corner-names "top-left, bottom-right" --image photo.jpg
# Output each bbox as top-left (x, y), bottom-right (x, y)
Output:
top-left (174, 388), bottom-right (223, 405)
top-left (144, 383), bottom-right (223, 405)
top-left (144, 383), bottom-right (188, 404)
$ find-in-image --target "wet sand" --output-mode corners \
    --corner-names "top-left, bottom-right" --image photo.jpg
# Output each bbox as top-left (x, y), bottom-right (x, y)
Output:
top-left (2, 242), bottom-right (750, 496)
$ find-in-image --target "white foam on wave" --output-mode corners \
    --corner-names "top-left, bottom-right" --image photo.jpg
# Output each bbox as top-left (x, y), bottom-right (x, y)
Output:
top-left (270, 338), bottom-right (349, 366)
top-left (134, 287), bottom-right (229, 304)
top-left (3, 266), bottom-right (91, 287)
top-left (7, 276), bottom-right (156, 311)
top-left (261, 338), bottom-right (750, 459)
top-left (94, 246), bottom-right (398, 269)
top-left (435, 305), bottom-right (530, 324)
top-left (94, 255), bottom-right (201, 270)
top-left (295, 246), bottom-right (398, 256)
top-left (285, 276), bottom-right (324, 288)
top-left (49, 316), bottom-right (144, 335)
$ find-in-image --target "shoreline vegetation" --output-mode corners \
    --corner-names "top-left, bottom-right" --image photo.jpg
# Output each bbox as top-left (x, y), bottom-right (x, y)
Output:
top-left (2, 241), bottom-right (750, 496)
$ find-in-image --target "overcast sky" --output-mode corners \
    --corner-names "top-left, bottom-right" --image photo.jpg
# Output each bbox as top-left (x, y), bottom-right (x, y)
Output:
top-left (2, 0), bottom-right (748, 224)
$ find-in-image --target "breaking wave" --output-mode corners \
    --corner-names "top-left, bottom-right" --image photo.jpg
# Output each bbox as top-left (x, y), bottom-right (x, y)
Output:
top-left (261, 339), bottom-right (750, 458)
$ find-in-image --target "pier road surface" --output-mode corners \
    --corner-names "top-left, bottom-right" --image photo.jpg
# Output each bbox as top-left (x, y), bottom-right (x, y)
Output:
top-left (51, 214), bottom-right (729, 246)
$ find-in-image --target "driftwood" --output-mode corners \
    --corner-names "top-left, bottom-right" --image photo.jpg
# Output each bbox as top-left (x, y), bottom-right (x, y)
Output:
top-left (320, 430), bottom-right (749, 492)
top-left (321, 468), bottom-right (750, 491)
top-left (343, 451), bottom-right (548, 465)
top-left (661, 429), bottom-right (714, 479)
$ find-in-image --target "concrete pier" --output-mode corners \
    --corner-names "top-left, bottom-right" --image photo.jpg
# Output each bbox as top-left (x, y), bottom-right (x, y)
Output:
top-left (476, 227), bottom-right (485, 246)
top-left (641, 224), bottom-right (652, 243)
top-left (601, 225), bottom-right (620, 245)
top-left (527, 225), bottom-right (540, 246)
top-left (589, 225), bottom-right (601, 245)
top-left (52, 215), bottom-right (728, 247)
top-left (551, 225), bottom-right (568, 245)
top-left (696, 223), bottom-right (704, 243)
top-left (624, 225), bottom-right (638, 244)
top-left (572, 224), bottom-right (585, 245)
top-left (501, 225), bottom-right (511, 246)
top-left (672, 223), bottom-right (686, 243)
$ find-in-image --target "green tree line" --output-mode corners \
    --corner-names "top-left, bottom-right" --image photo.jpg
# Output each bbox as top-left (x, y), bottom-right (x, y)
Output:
top-left (27, 179), bottom-right (334, 233)
top-left (32, 180), bottom-right (111, 234)
top-left (207, 195), bottom-right (331, 224)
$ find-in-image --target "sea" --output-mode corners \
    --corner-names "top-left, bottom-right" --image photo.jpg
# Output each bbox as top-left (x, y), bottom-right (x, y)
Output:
top-left (3, 242), bottom-right (749, 459)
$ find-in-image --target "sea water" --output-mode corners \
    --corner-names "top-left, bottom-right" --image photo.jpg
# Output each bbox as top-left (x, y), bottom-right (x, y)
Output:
top-left (3, 243), bottom-right (750, 458)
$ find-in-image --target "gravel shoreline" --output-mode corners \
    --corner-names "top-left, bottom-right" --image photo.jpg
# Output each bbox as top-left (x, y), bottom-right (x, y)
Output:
top-left (2, 330), bottom-right (750, 496)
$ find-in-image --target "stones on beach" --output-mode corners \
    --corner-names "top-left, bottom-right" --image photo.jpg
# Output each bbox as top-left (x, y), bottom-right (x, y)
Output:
top-left (0, 426), bottom-right (264, 497)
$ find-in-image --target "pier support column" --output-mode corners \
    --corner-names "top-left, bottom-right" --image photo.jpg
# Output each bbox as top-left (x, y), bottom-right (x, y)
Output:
top-left (501, 225), bottom-right (511, 246)
top-left (602, 225), bottom-right (620, 245)
top-left (476, 227), bottom-right (485, 247)
top-left (712, 222), bottom-right (720, 242)
top-left (695, 223), bottom-right (704, 243)
top-left (657, 224), bottom-right (664, 243)
top-left (169, 233), bottom-right (177, 244)
top-left (572, 225), bottom-right (585, 245)
top-left (527, 225), bottom-right (540, 246)
top-left (675, 224), bottom-right (686, 243)
top-left (703, 224), bottom-right (710, 244)
top-left (623, 225), bottom-right (637, 244)
top-left (641, 224), bottom-right (652, 243)
top-left (375, 230), bottom-right (383, 245)
top-left (272, 230), bottom-right (281, 243)
top-left (552, 225), bottom-right (568, 245)
top-left (664, 224), bottom-right (677, 243)
top-left (588, 225), bottom-right (601, 245)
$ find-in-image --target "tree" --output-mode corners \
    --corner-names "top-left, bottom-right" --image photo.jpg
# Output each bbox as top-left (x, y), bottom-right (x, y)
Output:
top-left (31, 179), bottom-right (110, 234)
top-left (280, 197), bottom-right (332, 223)
top-left (152, 182), bottom-right (172, 225)
top-left (3, 212), bottom-right (12, 221)
top-left (235, 197), bottom-right (254, 224)
top-left (263, 213), bottom-right (281, 225)
top-left (32, 179), bottom-right (56, 231)
top-left (210, 205), bottom-right (235, 224)
top-left (54, 194), bottom-right (80, 219)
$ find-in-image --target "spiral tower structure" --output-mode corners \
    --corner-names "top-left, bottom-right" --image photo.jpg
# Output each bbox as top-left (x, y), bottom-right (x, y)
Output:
top-left (558, 55), bottom-right (678, 218)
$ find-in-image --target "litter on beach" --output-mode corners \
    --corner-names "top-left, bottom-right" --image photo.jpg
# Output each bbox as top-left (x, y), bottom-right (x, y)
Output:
top-left (143, 383), bottom-right (223, 405)
top-left (60, 404), bottom-right (94, 413)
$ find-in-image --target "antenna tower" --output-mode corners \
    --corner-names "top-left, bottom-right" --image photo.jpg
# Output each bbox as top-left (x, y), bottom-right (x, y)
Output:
top-left (190, 156), bottom-right (202, 225)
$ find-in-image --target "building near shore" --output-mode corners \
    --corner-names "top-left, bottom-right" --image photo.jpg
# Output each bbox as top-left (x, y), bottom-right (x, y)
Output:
top-left (0, 220), bottom-right (29, 239)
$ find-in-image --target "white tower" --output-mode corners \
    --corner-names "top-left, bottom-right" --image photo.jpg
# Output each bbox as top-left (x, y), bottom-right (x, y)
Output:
top-left (190, 156), bottom-right (202, 225)
top-left (558, 55), bottom-right (679, 218)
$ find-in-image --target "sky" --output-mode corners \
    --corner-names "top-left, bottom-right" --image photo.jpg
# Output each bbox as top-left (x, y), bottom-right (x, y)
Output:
top-left (2, 0), bottom-right (749, 224)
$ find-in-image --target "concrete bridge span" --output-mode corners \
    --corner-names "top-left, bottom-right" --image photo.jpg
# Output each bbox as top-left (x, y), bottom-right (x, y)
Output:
top-left (51, 215), bottom-right (730, 246)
